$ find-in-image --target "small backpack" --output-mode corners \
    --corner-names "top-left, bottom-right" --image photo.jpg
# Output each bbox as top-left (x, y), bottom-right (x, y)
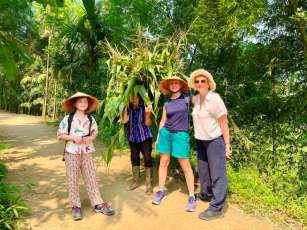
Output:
top-left (62, 112), bottom-right (93, 161)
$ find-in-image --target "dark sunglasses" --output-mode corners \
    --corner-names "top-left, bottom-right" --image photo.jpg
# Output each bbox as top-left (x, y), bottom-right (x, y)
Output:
top-left (194, 80), bottom-right (207, 84)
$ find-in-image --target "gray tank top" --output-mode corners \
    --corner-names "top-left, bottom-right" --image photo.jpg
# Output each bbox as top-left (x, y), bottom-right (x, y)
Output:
top-left (164, 94), bottom-right (190, 132)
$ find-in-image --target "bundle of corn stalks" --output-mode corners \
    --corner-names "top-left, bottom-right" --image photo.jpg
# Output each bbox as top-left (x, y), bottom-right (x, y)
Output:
top-left (101, 31), bottom-right (188, 166)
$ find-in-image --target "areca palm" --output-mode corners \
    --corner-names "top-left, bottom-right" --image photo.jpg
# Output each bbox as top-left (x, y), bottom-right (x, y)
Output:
top-left (46, 0), bottom-right (108, 96)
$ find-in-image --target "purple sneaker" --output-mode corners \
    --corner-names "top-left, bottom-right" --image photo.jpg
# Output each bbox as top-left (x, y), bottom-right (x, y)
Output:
top-left (152, 190), bottom-right (166, 205)
top-left (186, 196), bottom-right (196, 212)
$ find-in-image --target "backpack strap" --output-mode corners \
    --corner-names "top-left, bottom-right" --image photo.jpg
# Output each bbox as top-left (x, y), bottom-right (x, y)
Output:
top-left (164, 98), bottom-right (171, 107)
top-left (63, 112), bottom-right (75, 162)
top-left (184, 94), bottom-right (191, 112)
top-left (87, 114), bottom-right (93, 136)
top-left (183, 94), bottom-right (193, 134)
top-left (67, 112), bottom-right (75, 135)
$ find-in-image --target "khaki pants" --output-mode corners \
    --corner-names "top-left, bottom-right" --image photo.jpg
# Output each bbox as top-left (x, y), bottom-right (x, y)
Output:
top-left (65, 153), bottom-right (103, 208)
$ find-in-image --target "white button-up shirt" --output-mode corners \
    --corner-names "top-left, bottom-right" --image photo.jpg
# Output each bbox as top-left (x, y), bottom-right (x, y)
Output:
top-left (57, 115), bottom-right (98, 154)
top-left (192, 91), bottom-right (227, 140)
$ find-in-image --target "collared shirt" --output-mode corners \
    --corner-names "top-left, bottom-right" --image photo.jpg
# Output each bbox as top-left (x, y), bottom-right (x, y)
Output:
top-left (128, 104), bottom-right (152, 143)
top-left (57, 115), bottom-right (98, 154)
top-left (192, 91), bottom-right (227, 140)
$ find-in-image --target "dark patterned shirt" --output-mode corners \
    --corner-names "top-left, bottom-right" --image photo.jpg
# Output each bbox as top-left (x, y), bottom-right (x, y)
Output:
top-left (128, 104), bottom-right (152, 143)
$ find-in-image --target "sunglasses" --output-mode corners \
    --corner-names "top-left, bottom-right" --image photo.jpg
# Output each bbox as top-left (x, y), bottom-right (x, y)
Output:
top-left (194, 80), bottom-right (207, 84)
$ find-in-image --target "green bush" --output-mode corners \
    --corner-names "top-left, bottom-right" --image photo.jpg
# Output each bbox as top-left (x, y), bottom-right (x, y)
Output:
top-left (227, 120), bottom-right (306, 227)
top-left (0, 144), bottom-right (29, 230)
top-left (0, 181), bottom-right (29, 230)
top-left (0, 162), bottom-right (8, 182)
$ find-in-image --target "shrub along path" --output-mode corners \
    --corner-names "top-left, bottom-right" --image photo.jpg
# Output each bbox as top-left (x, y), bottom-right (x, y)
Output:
top-left (0, 111), bottom-right (277, 230)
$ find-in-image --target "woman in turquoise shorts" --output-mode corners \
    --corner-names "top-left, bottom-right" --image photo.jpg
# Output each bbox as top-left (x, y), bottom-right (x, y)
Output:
top-left (152, 76), bottom-right (196, 212)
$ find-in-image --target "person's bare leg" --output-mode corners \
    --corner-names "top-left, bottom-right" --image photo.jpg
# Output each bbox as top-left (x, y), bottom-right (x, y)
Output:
top-left (178, 158), bottom-right (194, 195)
top-left (158, 154), bottom-right (171, 189)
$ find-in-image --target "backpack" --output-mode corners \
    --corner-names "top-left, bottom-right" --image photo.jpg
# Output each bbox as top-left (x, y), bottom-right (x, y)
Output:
top-left (62, 112), bottom-right (93, 161)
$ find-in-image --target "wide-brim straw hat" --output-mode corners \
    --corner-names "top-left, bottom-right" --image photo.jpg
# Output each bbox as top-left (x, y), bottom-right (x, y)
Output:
top-left (189, 69), bottom-right (216, 91)
top-left (159, 76), bottom-right (189, 94)
top-left (62, 92), bottom-right (99, 113)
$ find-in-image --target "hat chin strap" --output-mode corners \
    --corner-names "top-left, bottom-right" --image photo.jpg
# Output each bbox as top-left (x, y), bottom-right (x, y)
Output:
top-left (170, 89), bottom-right (181, 94)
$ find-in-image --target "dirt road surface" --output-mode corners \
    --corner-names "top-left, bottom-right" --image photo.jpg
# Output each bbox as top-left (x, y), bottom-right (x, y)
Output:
top-left (0, 111), bottom-right (277, 230)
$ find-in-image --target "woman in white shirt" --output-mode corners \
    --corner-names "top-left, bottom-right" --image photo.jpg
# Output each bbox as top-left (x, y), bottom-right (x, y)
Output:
top-left (189, 69), bottom-right (232, 221)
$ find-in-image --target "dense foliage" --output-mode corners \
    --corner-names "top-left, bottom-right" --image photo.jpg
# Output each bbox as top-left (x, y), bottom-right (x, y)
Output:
top-left (0, 0), bottom-right (306, 227)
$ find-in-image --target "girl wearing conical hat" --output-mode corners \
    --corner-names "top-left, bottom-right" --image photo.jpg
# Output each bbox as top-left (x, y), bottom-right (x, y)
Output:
top-left (57, 92), bottom-right (114, 220)
top-left (152, 76), bottom-right (196, 212)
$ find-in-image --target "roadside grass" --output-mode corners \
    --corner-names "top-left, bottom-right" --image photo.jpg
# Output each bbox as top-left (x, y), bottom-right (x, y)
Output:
top-left (228, 166), bottom-right (306, 229)
top-left (45, 118), bottom-right (60, 127)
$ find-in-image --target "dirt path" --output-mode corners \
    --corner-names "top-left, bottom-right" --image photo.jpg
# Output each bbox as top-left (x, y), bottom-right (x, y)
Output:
top-left (0, 111), bottom-right (277, 230)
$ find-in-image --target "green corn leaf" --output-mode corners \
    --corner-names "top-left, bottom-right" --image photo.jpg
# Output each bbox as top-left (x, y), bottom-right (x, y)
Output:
top-left (122, 77), bottom-right (136, 105)
top-left (138, 85), bottom-right (151, 106)
top-left (133, 84), bottom-right (141, 96)
top-left (13, 208), bottom-right (19, 218)
top-left (118, 125), bottom-right (125, 146)
top-left (4, 222), bottom-right (12, 230)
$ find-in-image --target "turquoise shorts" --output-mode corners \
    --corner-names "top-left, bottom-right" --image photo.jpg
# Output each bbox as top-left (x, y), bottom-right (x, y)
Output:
top-left (156, 127), bottom-right (190, 158)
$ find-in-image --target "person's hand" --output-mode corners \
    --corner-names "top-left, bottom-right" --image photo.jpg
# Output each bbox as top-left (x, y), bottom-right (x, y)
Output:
top-left (145, 105), bottom-right (153, 113)
top-left (72, 135), bottom-right (83, 144)
top-left (225, 144), bottom-right (232, 160)
top-left (82, 136), bottom-right (93, 145)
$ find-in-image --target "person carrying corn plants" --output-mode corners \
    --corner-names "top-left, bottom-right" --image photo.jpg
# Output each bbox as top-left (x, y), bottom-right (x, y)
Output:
top-left (120, 93), bottom-right (154, 194)
top-left (102, 33), bottom-right (187, 167)
top-left (152, 76), bottom-right (196, 212)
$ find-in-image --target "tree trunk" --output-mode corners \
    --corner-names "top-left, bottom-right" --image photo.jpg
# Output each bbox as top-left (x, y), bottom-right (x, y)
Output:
top-left (42, 34), bottom-right (51, 118)
top-left (42, 6), bottom-right (51, 118)
top-left (52, 79), bottom-right (57, 120)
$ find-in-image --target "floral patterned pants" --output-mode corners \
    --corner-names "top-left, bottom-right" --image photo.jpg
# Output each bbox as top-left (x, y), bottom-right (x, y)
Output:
top-left (65, 153), bottom-right (103, 208)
